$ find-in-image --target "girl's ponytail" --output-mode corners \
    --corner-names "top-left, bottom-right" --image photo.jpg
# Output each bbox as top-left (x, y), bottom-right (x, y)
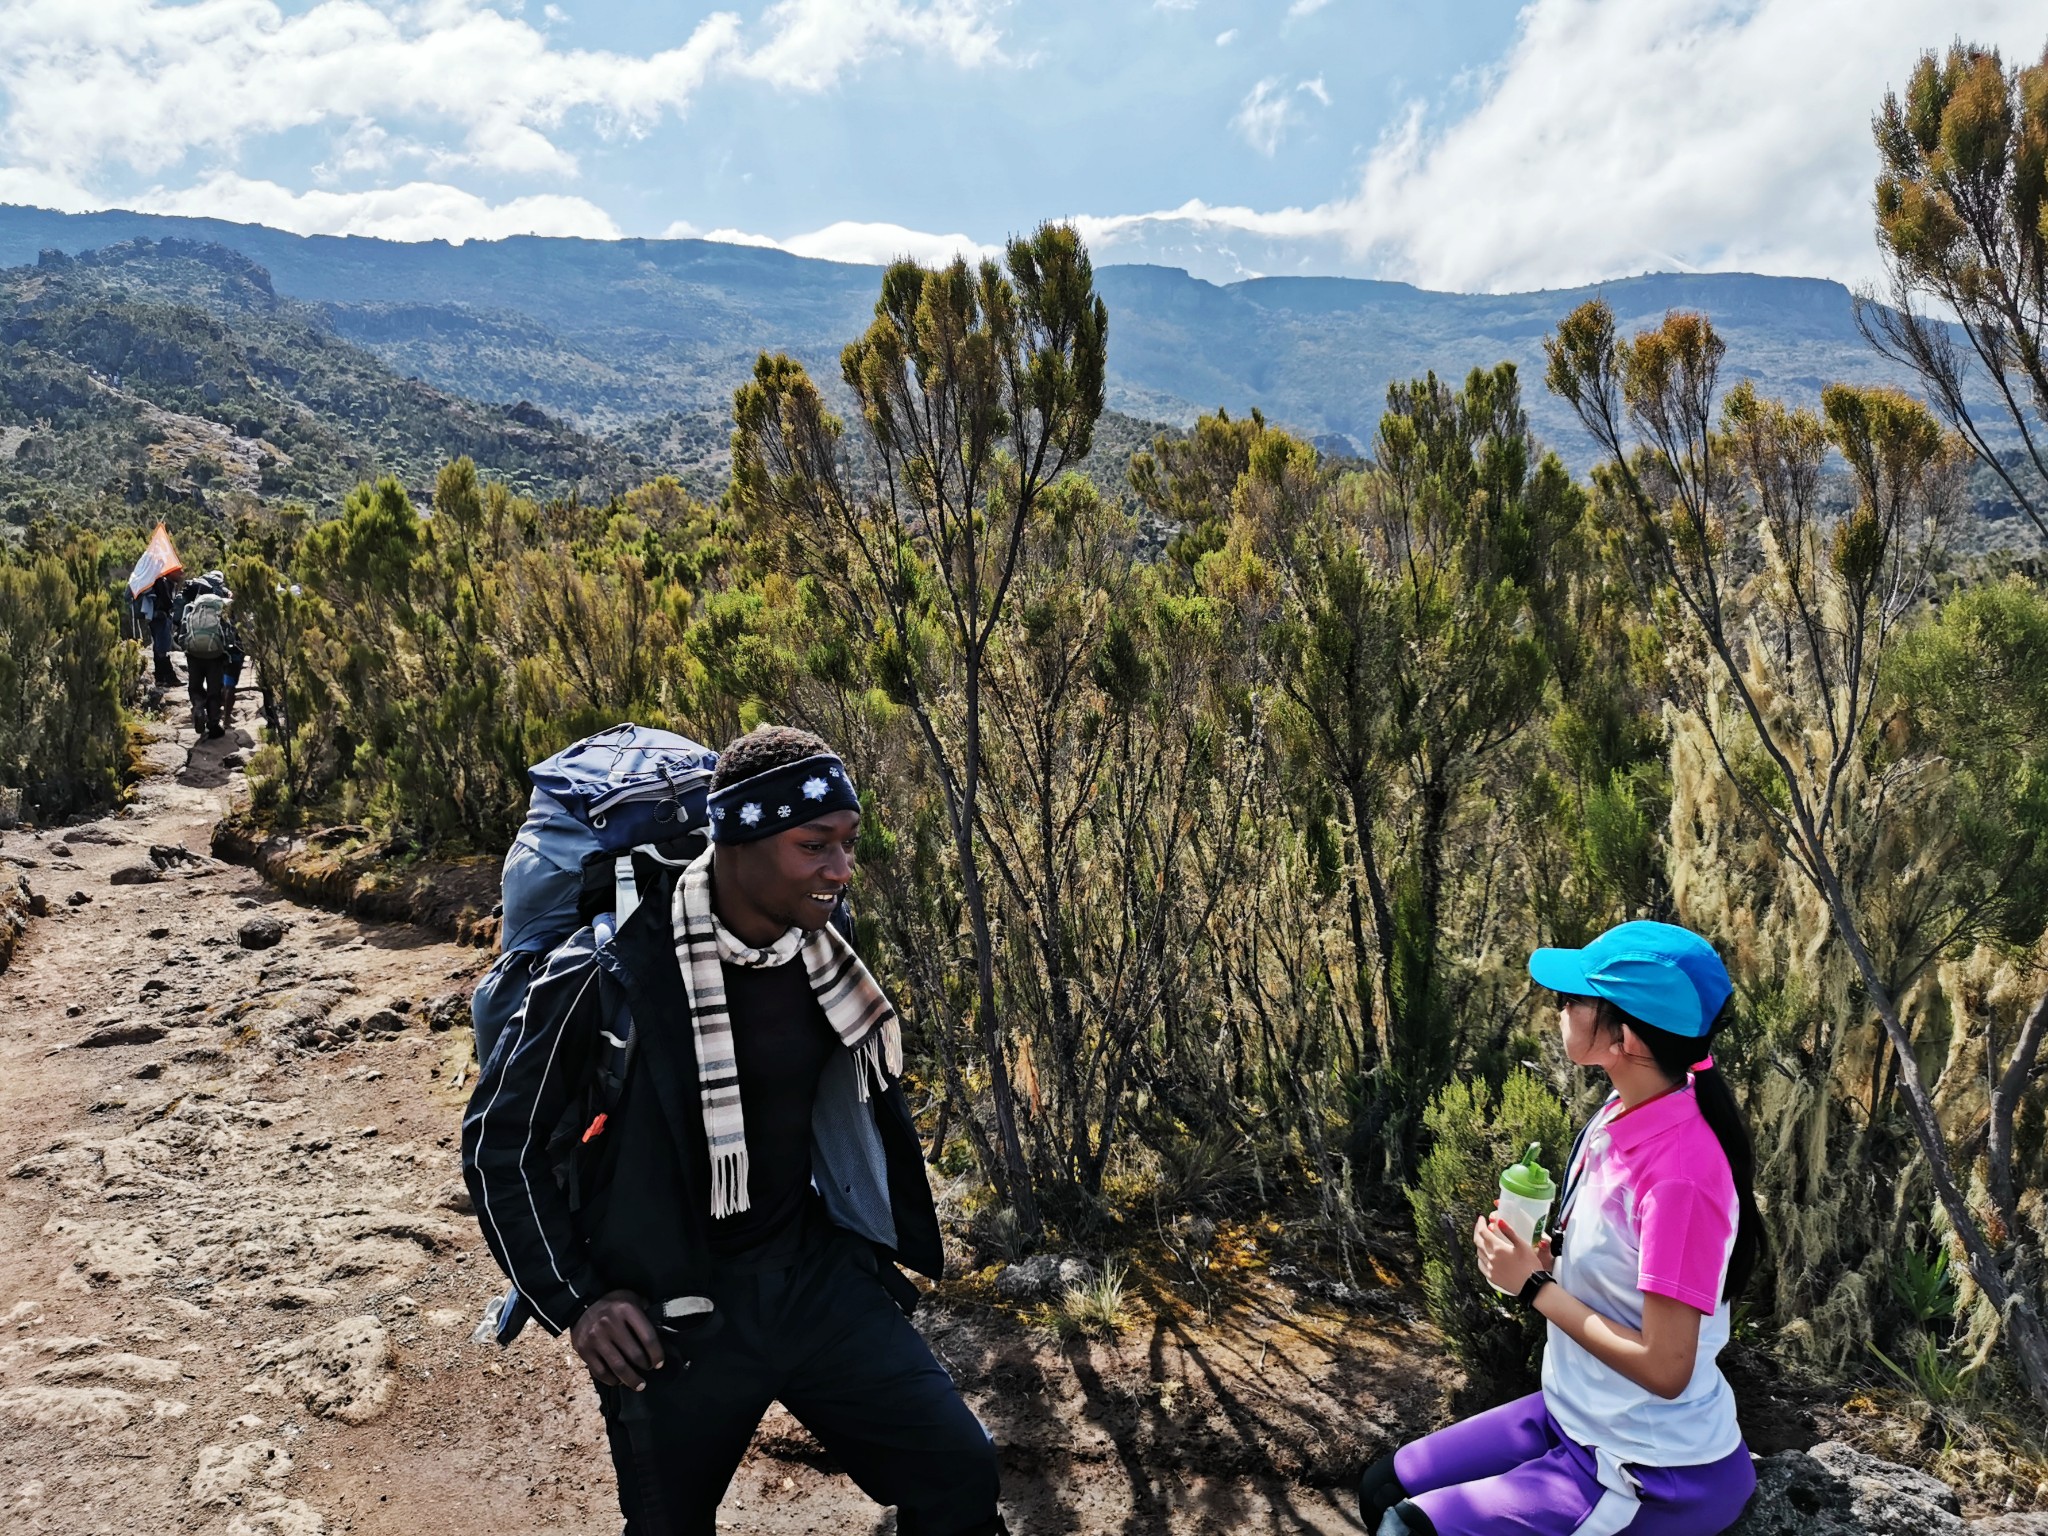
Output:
top-left (1597, 1000), bottom-right (1764, 1301)
top-left (1687, 1049), bottom-right (1762, 1300)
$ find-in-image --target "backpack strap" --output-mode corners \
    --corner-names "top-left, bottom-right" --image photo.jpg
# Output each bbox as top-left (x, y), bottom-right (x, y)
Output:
top-left (613, 855), bottom-right (640, 926)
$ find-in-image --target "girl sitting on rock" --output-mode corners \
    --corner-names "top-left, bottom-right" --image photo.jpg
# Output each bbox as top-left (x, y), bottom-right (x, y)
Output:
top-left (1361, 921), bottom-right (1763, 1536)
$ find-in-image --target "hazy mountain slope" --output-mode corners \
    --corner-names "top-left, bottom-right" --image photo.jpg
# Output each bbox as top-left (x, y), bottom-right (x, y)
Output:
top-left (1091, 266), bottom-right (1924, 461)
top-left (0, 205), bottom-right (1966, 473)
top-left (0, 239), bottom-right (632, 511)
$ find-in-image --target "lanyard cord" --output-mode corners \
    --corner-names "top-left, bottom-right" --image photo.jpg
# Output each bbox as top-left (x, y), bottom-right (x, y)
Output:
top-left (1551, 1101), bottom-right (1613, 1254)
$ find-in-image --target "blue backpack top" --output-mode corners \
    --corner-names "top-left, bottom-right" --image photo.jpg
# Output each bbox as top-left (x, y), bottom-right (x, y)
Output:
top-left (474, 723), bottom-right (717, 1054)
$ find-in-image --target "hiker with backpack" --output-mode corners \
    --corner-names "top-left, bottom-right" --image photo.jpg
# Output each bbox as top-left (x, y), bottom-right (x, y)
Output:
top-left (462, 724), bottom-right (1006, 1536)
top-left (182, 586), bottom-right (235, 739)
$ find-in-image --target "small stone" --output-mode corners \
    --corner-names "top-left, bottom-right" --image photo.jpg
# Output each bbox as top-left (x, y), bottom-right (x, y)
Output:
top-left (48, 842), bottom-right (71, 857)
top-left (65, 1003), bottom-right (83, 1018)
top-left (357, 1126), bottom-right (378, 1138)
top-left (27, 891), bottom-right (49, 917)
top-left (109, 863), bottom-right (161, 886)
top-left (424, 993), bottom-right (469, 1033)
top-left (237, 916), bottom-right (288, 951)
top-left (147, 927), bottom-right (170, 940)
top-left (387, 998), bottom-right (414, 1014)
top-left (66, 890), bottom-right (91, 906)
top-left (134, 1062), bottom-right (164, 1080)
top-left (234, 897), bottom-right (259, 910)
top-left (357, 1009), bottom-right (407, 1035)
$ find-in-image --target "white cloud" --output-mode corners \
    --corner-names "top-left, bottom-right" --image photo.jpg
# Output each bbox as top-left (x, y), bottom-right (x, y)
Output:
top-left (734, 0), bottom-right (1008, 92)
top-left (1085, 0), bottom-right (2046, 290)
top-left (134, 174), bottom-right (624, 243)
top-left (1318, 0), bottom-right (2045, 290)
top-left (1232, 79), bottom-right (1292, 154)
top-left (667, 218), bottom-right (1000, 267)
top-left (1215, 28), bottom-right (1237, 46)
top-left (1231, 76), bottom-right (1328, 156)
top-left (0, 0), bottom-right (1009, 196)
top-left (1288, 0), bottom-right (1333, 15)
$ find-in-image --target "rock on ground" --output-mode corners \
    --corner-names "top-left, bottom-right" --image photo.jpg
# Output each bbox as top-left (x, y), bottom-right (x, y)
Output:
top-left (237, 913), bottom-right (288, 949)
top-left (1730, 1441), bottom-right (2042, 1536)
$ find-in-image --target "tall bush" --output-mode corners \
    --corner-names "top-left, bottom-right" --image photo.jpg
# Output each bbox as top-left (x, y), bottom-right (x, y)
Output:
top-left (0, 541), bottom-right (135, 819)
top-left (1407, 1068), bottom-right (1572, 1399)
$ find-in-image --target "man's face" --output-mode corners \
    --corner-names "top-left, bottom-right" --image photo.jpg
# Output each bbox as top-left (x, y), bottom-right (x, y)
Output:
top-left (724, 810), bottom-right (860, 932)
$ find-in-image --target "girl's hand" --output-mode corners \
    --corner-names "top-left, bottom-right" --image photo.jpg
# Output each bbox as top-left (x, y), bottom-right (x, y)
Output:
top-left (1472, 1207), bottom-right (1551, 1294)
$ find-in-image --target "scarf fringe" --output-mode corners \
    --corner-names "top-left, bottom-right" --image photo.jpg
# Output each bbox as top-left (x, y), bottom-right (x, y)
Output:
top-left (710, 1147), bottom-right (751, 1221)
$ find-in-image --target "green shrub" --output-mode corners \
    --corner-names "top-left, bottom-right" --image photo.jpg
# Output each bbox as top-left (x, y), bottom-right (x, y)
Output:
top-left (1407, 1068), bottom-right (1571, 1400)
top-left (0, 541), bottom-right (135, 820)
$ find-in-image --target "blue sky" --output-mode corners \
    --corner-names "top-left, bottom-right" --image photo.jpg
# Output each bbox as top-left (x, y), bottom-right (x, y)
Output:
top-left (0, 0), bottom-right (2041, 290)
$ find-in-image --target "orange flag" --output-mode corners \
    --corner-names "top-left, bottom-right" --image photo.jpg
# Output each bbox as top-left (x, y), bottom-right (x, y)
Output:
top-left (127, 523), bottom-right (184, 597)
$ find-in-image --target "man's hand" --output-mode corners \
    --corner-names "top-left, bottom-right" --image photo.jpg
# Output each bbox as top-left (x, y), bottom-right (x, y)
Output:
top-left (1473, 1208), bottom-right (1552, 1296)
top-left (571, 1291), bottom-right (665, 1390)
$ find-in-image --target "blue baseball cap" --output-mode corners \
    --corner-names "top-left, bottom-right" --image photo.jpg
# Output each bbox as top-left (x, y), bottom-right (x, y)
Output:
top-left (1527, 921), bottom-right (1732, 1039)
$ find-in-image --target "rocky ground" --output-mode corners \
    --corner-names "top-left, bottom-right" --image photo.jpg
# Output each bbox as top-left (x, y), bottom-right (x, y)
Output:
top-left (1, 700), bottom-right (2044, 1535)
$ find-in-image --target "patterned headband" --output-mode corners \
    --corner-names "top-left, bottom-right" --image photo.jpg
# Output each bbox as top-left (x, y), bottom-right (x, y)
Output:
top-left (708, 753), bottom-right (860, 843)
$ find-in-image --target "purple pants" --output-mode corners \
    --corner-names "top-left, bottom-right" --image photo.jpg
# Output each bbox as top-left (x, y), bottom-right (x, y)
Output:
top-left (1392, 1392), bottom-right (1755, 1536)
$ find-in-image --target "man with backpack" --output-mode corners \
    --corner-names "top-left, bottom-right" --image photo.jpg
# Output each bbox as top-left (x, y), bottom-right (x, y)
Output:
top-left (182, 586), bottom-right (235, 740)
top-left (462, 725), bottom-right (1005, 1536)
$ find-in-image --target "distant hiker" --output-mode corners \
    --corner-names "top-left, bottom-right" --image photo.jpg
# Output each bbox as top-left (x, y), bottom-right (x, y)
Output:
top-left (183, 589), bottom-right (235, 739)
top-left (463, 725), bottom-right (1006, 1536)
top-left (1359, 922), bottom-right (1762, 1536)
top-left (140, 572), bottom-right (180, 687)
top-left (127, 522), bottom-right (184, 687)
top-left (200, 570), bottom-right (246, 696)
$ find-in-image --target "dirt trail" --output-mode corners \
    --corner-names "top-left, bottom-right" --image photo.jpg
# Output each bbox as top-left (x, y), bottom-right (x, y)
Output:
top-left (0, 709), bottom-right (1436, 1535)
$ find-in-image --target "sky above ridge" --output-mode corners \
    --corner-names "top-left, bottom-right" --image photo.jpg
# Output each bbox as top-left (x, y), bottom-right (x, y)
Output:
top-left (0, 0), bottom-right (2041, 292)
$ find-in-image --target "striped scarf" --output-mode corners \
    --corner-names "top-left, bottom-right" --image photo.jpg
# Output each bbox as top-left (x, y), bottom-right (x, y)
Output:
top-left (672, 847), bottom-right (902, 1218)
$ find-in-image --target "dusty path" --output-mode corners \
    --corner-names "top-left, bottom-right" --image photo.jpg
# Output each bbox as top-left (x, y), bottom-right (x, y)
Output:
top-left (0, 708), bottom-right (1435, 1535)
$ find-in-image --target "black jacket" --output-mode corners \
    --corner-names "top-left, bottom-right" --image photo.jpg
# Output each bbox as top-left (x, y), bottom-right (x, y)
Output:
top-left (460, 866), bottom-right (942, 1335)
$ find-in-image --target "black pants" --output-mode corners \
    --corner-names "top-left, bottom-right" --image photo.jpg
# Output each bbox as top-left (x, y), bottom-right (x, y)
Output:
top-left (188, 656), bottom-right (228, 736)
top-left (599, 1224), bottom-right (1000, 1536)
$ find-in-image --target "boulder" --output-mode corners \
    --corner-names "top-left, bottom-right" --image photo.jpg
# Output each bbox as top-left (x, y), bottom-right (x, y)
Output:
top-left (237, 915), bottom-right (287, 951)
top-left (108, 863), bottom-right (161, 886)
top-left (1724, 1441), bottom-right (2025, 1536)
top-left (993, 1255), bottom-right (1062, 1303)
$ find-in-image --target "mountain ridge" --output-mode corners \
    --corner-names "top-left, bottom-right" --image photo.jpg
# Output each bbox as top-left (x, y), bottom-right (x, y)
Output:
top-left (0, 203), bottom-right (1994, 490)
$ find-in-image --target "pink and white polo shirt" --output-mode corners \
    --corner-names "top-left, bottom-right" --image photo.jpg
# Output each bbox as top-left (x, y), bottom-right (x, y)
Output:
top-left (1542, 1082), bottom-right (1742, 1468)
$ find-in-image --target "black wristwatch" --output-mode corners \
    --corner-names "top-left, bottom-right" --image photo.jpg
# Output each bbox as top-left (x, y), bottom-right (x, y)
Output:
top-left (1517, 1269), bottom-right (1556, 1310)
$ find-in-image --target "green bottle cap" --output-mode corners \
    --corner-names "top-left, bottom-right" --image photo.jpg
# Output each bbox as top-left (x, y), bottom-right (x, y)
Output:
top-left (1500, 1143), bottom-right (1555, 1201)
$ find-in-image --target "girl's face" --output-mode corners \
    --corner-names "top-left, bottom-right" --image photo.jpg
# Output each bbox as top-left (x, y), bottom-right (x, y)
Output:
top-left (1558, 993), bottom-right (1628, 1068)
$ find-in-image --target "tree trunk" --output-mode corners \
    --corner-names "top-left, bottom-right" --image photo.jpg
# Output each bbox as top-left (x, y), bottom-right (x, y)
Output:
top-left (1988, 986), bottom-right (2048, 1255)
top-left (1819, 870), bottom-right (2048, 1416)
top-left (959, 668), bottom-right (1040, 1236)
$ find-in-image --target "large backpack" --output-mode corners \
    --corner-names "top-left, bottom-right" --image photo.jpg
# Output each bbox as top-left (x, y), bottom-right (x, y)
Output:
top-left (471, 724), bottom-right (716, 1349)
top-left (472, 723), bottom-right (718, 1058)
top-left (184, 594), bottom-right (228, 661)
